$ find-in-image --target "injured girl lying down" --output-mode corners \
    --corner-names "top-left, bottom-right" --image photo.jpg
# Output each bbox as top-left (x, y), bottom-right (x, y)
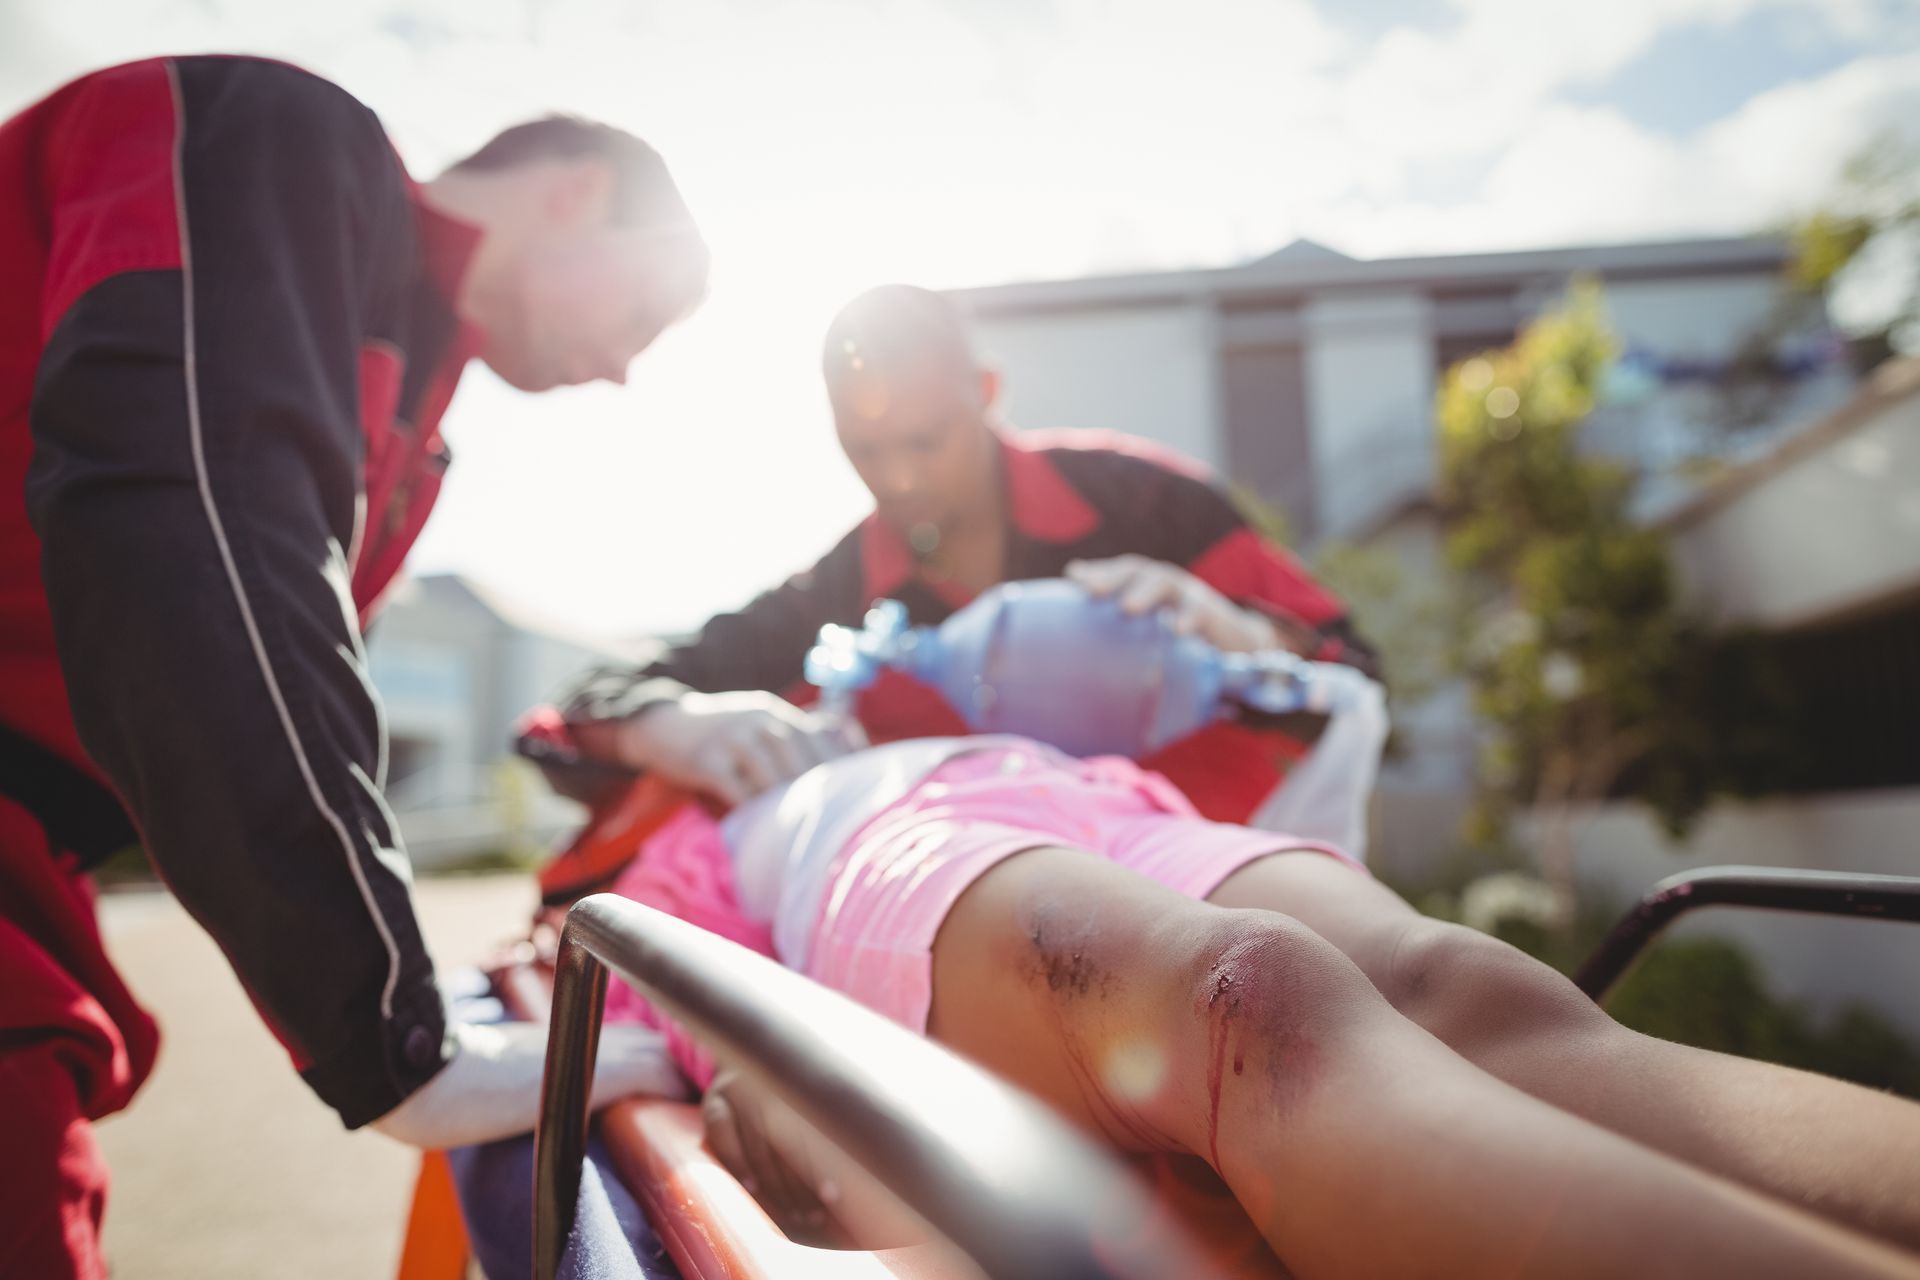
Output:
top-left (595, 731), bottom-right (1920, 1278)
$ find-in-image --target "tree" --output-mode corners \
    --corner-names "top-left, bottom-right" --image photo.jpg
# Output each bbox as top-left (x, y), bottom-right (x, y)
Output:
top-left (1434, 283), bottom-right (1786, 913)
top-left (1309, 539), bottom-right (1458, 717)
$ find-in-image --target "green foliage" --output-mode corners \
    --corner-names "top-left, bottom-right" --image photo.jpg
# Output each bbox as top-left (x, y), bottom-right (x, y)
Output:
top-left (1434, 283), bottom-right (1802, 866)
top-left (1437, 282), bottom-right (1620, 565)
top-left (1622, 625), bottom-right (1809, 832)
top-left (1310, 539), bottom-right (1460, 712)
top-left (1438, 283), bottom-right (1685, 842)
top-left (1437, 282), bottom-right (1628, 582)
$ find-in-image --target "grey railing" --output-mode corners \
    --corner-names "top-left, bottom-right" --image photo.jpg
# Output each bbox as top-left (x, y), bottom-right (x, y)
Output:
top-left (1576, 865), bottom-right (1920, 1001)
top-left (533, 894), bottom-right (1214, 1280)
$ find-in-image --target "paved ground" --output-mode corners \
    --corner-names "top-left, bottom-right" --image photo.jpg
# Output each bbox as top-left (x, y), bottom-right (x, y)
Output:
top-left (94, 873), bottom-right (538, 1279)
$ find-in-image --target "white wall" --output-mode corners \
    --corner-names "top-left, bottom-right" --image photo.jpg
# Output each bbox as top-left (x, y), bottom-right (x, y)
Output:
top-left (366, 639), bottom-right (474, 803)
top-left (1605, 276), bottom-right (1780, 358)
top-left (1672, 383), bottom-right (1920, 627)
top-left (970, 303), bottom-right (1223, 468)
top-left (1302, 291), bottom-right (1435, 539)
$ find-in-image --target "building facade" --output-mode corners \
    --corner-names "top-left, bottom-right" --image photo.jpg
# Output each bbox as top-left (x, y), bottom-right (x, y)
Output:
top-left (953, 236), bottom-right (1852, 543)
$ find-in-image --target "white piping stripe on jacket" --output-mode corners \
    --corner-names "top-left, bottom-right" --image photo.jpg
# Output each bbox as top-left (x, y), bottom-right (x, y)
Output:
top-left (165, 61), bottom-right (404, 1021)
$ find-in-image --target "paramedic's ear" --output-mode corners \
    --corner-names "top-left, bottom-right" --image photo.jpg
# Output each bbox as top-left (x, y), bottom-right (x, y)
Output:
top-left (977, 365), bottom-right (1002, 413)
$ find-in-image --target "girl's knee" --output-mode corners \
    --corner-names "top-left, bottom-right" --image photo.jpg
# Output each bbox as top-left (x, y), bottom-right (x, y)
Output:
top-left (1153, 910), bottom-right (1375, 1166)
top-left (1383, 920), bottom-right (1609, 1052)
top-left (1181, 908), bottom-right (1376, 1037)
top-left (1002, 892), bottom-right (1372, 1154)
top-left (1010, 894), bottom-right (1370, 1046)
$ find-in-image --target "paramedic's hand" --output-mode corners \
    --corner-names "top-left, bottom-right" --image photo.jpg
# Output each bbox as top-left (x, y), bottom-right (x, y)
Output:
top-left (620, 690), bottom-right (864, 806)
top-left (370, 1021), bottom-right (688, 1150)
top-left (1067, 556), bottom-right (1295, 654)
top-left (703, 1068), bottom-right (838, 1241)
top-left (702, 1068), bottom-right (927, 1248)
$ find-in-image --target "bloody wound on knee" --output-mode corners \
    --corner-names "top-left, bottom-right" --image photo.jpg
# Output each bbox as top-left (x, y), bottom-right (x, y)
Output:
top-left (1194, 924), bottom-right (1326, 1171)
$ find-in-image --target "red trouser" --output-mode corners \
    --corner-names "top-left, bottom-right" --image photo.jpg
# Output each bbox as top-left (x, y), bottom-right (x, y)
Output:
top-left (0, 797), bottom-right (158, 1280)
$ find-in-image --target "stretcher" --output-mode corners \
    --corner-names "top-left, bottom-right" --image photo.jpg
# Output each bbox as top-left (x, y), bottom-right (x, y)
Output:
top-left (400, 734), bottom-right (1288, 1280)
top-left (397, 744), bottom-right (1920, 1279)
top-left (402, 581), bottom-right (1920, 1277)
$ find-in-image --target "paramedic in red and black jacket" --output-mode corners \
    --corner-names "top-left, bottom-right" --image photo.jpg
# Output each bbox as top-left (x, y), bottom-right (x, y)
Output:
top-left (558, 284), bottom-right (1379, 822)
top-left (0, 56), bottom-right (706, 1275)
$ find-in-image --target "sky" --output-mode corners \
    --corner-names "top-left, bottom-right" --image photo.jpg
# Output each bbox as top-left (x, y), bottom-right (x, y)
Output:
top-left (4, 0), bottom-right (1918, 638)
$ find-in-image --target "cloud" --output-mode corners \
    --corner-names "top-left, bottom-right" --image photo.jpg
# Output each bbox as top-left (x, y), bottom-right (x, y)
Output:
top-left (6, 0), bottom-right (1916, 632)
top-left (1317, 47), bottom-right (1920, 257)
top-left (1333, 0), bottom-right (1876, 167)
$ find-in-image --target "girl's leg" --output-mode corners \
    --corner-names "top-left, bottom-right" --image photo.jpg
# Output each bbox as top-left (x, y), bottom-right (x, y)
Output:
top-left (1208, 851), bottom-right (1920, 1252)
top-left (929, 846), bottom-right (1912, 1279)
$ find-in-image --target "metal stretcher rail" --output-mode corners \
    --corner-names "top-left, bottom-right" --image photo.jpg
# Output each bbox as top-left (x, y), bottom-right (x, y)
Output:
top-left (533, 893), bottom-right (1213, 1280)
top-left (1575, 865), bottom-right (1920, 1001)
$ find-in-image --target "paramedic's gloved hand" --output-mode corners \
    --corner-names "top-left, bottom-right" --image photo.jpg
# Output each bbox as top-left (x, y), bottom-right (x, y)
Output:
top-left (1067, 556), bottom-right (1297, 654)
top-left (369, 1020), bottom-right (687, 1150)
top-left (620, 690), bottom-right (864, 806)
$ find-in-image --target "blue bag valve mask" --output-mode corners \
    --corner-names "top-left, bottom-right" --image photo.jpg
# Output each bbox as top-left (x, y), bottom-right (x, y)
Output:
top-left (804, 579), bottom-right (1365, 760)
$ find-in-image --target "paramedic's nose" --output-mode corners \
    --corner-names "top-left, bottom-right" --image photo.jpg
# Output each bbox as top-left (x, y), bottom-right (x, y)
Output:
top-left (595, 354), bottom-right (631, 387)
top-left (876, 455), bottom-right (920, 500)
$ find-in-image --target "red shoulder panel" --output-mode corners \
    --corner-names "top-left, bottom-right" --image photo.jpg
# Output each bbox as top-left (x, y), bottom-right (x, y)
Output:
top-left (36, 59), bottom-right (183, 342)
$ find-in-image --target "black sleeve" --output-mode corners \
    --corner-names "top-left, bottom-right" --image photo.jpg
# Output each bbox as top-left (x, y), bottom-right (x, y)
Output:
top-left (26, 59), bottom-right (447, 1129)
top-left (562, 527), bottom-right (869, 724)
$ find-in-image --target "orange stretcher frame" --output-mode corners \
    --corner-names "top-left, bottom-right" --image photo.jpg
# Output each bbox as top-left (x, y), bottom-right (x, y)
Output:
top-left (396, 955), bottom-right (1282, 1279)
top-left (395, 943), bottom-right (1013, 1280)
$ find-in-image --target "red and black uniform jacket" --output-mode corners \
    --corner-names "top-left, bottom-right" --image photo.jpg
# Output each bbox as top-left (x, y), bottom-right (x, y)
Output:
top-left (0, 56), bottom-right (478, 1127)
top-left (568, 428), bottom-right (1379, 823)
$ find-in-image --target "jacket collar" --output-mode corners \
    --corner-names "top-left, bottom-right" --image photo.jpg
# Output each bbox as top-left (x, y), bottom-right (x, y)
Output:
top-left (859, 426), bottom-right (1100, 602)
top-left (410, 189), bottom-right (488, 372)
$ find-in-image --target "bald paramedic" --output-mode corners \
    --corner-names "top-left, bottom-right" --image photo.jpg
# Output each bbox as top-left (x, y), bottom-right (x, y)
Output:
top-left (0, 55), bottom-right (705, 1276)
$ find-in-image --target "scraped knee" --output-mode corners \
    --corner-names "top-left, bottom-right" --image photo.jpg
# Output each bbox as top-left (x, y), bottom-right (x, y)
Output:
top-left (1188, 910), bottom-right (1373, 1053)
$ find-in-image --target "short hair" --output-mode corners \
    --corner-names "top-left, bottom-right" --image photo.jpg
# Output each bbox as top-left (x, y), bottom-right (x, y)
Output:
top-left (450, 115), bottom-right (700, 233)
top-left (822, 284), bottom-right (979, 389)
